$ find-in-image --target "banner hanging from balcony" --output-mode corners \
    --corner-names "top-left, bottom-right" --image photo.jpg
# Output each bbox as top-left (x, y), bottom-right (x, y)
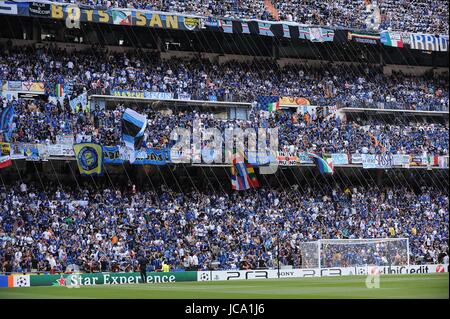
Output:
top-left (102, 145), bottom-right (170, 165)
top-left (0, 2), bottom-right (448, 50)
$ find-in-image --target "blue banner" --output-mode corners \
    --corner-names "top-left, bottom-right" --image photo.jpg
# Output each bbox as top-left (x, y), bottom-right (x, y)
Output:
top-left (0, 105), bottom-right (14, 142)
top-left (102, 145), bottom-right (124, 164)
top-left (132, 148), bottom-right (170, 165)
top-left (23, 145), bottom-right (39, 161)
top-left (102, 146), bottom-right (170, 165)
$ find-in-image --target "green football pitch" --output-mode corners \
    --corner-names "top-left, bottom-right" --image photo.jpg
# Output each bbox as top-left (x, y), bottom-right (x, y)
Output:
top-left (0, 274), bottom-right (448, 299)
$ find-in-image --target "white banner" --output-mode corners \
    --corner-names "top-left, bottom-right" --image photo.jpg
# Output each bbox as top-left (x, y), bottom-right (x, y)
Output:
top-left (56, 134), bottom-right (74, 146)
top-left (277, 151), bottom-right (299, 166)
top-left (392, 154), bottom-right (410, 167)
top-left (198, 264), bottom-right (448, 281)
top-left (361, 154), bottom-right (376, 168)
top-left (37, 144), bottom-right (49, 161)
top-left (145, 91), bottom-right (174, 100)
top-left (362, 153), bottom-right (393, 169)
top-left (12, 275), bottom-right (30, 287)
top-left (178, 93), bottom-right (192, 100)
top-left (361, 264), bottom-right (448, 275)
top-left (351, 153), bottom-right (362, 164)
top-left (298, 153), bottom-right (313, 164)
top-left (331, 153), bottom-right (349, 165)
top-left (409, 33), bottom-right (448, 52)
top-left (47, 144), bottom-right (75, 157)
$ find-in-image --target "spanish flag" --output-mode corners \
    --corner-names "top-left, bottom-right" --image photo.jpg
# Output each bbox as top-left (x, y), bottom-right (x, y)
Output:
top-left (73, 143), bottom-right (103, 176)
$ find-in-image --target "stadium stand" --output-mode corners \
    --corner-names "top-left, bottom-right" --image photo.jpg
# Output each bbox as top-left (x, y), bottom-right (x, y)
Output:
top-left (0, 0), bottom-right (448, 283)
top-left (1, 48), bottom-right (448, 110)
top-left (0, 182), bottom-right (448, 272)
top-left (3, 99), bottom-right (449, 155)
top-left (52, 0), bottom-right (449, 33)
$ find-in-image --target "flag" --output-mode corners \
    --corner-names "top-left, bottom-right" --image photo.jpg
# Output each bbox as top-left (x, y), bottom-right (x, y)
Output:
top-left (0, 105), bottom-right (14, 142)
top-left (438, 156), bottom-right (449, 168)
top-left (0, 156), bottom-right (11, 169)
top-left (428, 155), bottom-right (439, 166)
top-left (257, 96), bottom-right (280, 111)
top-left (268, 101), bottom-right (280, 112)
top-left (320, 29), bottom-right (335, 42)
top-left (0, 142), bottom-right (11, 169)
top-left (121, 108), bottom-right (147, 152)
top-left (307, 152), bottom-right (334, 174)
top-left (221, 19), bottom-right (233, 33)
top-left (55, 83), bottom-right (64, 97)
top-left (258, 22), bottom-right (274, 37)
top-left (73, 143), bottom-right (103, 176)
top-left (1, 142), bottom-right (10, 155)
top-left (347, 31), bottom-right (380, 44)
top-left (112, 10), bottom-right (132, 26)
top-left (231, 153), bottom-right (260, 190)
top-left (309, 28), bottom-right (322, 42)
top-left (69, 93), bottom-right (88, 113)
top-left (380, 31), bottom-right (404, 48)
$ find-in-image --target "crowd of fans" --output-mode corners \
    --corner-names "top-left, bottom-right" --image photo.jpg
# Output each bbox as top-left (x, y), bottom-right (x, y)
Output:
top-left (3, 97), bottom-right (449, 156)
top-left (0, 181), bottom-right (448, 273)
top-left (0, 1), bottom-right (448, 280)
top-left (52, 0), bottom-right (449, 34)
top-left (1, 46), bottom-right (448, 155)
top-left (1, 47), bottom-right (448, 111)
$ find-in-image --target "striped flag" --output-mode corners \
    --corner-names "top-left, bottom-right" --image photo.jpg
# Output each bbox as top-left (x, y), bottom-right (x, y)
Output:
top-left (380, 31), bottom-right (404, 48)
top-left (121, 108), bottom-right (147, 163)
top-left (268, 101), bottom-right (280, 112)
top-left (0, 156), bottom-right (11, 169)
top-left (307, 152), bottom-right (334, 174)
top-left (55, 83), bottom-right (64, 97)
top-left (231, 153), bottom-right (260, 190)
top-left (347, 31), bottom-right (380, 44)
top-left (257, 96), bottom-right (280, 111)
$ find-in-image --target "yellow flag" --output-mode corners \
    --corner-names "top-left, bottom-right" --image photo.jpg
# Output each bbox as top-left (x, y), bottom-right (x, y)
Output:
top-left (0, 142), bottom-right (10, 156)
top-left (73, 143), bottom-right (103, 176)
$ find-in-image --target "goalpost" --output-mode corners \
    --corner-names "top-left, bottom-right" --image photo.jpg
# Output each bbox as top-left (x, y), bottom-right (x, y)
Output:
top-left (298, 238), bottom-right (410, 269)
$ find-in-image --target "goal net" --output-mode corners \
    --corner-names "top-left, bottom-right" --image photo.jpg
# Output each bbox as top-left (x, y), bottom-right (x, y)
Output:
top-left (298, 238), bottom-right (410, 269)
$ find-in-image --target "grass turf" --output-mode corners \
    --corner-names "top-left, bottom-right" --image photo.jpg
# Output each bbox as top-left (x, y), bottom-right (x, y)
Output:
top-left (0, 273), bottom-right (448, 299)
